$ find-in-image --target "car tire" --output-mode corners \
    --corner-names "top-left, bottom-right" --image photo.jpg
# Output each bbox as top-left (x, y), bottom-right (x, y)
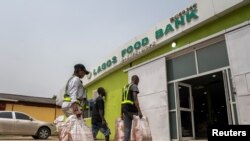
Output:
top-left (32, 135), bottom-right (39, 139)
top-left (37, 127), bottom-right (51, 139)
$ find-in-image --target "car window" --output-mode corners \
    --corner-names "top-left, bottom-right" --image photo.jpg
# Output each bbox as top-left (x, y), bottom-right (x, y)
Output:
top-left (15, 113), bottom-right (30, 120)
top-left (0, 112), bottom-right (12, 119)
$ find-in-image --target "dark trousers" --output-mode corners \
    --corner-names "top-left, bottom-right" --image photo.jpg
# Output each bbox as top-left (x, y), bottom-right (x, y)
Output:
top-left (123, 111), bottom-right (136, 141)
top-left (91, 121), bottom-right (111, 140)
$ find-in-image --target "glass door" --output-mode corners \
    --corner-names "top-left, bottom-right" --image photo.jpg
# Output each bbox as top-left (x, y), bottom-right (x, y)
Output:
top-left (177, 82), bottom-right (195, 140)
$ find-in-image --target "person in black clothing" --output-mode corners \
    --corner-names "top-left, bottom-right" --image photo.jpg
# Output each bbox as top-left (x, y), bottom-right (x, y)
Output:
top-left (91, 87), bottom-right (111, 141)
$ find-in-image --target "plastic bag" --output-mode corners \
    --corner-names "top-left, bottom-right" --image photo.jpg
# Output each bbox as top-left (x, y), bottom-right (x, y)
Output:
top-left (114, 118), bottom-right (124, 141)
top-left (130, 116), bottom-right (152, 141)
top-left (59, 115), bottom-right (94, 141)
top-left (54, 115), bottom-right (66, 137)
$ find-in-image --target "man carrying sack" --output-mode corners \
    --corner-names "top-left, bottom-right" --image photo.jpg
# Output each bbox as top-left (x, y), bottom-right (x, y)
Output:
top-left (61, 64), bottom-right (89, 118)
top-left (59, 64), bottom-right (95, 141)
top-left (121, 75), bottom-right (143, 141)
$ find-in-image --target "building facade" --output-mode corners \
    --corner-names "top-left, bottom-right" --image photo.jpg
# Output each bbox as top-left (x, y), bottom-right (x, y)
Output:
top-left (0, 93), bottom-right (63, 123)
top-left (83, 0), bottom-right (250, 140)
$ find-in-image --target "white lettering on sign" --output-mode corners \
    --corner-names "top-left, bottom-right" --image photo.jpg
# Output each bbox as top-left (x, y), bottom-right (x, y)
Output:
top-left (212, 129), bottom-right (247, 136)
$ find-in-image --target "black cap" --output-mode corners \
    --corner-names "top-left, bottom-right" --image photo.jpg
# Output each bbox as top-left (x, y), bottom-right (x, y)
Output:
top-left (74, 64), bottom-right (89, 74)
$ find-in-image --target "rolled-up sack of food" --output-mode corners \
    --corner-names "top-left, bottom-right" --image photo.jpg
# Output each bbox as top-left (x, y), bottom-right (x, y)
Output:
top-left (130, 115), bottom-right (152, 141)
top-left (60, 115), bottom-right (94, 141)
top-left (114, 118), bottom-right (124, 141)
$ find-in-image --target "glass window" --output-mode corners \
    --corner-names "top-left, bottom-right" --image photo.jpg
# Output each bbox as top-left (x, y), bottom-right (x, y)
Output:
top-left (83, 99), bottom-right (94, 118)
top-left (0, 112), bottom-right (12, 119)
top-left (15, 113), bottom-right (30, 120)
top-left (168, 84), bottom-right (176, 110)
top-left (167, 52), bottom-right (196, 81)
top-left (197, 41), bottom-right (229, 73)
top-left (181, 111), bottom-right (193, 137)
top-left (179, 85), bottom-right (191, 108)
top-left (89, 99), bottom-right (94, 117)
top-left (169, 112), bottom-right (177, 139)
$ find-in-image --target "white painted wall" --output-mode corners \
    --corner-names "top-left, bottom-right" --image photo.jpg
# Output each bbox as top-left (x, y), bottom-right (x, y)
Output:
top-left (226, 25), bottom-right (250, 124)
top-left (128, 57), bottom-right (170, 141)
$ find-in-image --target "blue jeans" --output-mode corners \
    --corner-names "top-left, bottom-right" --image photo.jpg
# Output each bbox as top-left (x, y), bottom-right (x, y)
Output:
top-left (92, 122), bottom-right (111, 139)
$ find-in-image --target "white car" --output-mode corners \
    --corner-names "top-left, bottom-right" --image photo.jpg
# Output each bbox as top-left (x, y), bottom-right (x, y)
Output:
top-left (0, 111), bottom-right (56, 139)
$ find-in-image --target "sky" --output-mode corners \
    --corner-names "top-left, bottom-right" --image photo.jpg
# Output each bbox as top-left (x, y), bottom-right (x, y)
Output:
top-left (0, 0), bottom-right (194, 98)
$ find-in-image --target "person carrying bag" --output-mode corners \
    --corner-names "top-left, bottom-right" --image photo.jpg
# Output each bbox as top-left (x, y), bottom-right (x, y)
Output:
top-left (121, 75), bottom-right (143, 141)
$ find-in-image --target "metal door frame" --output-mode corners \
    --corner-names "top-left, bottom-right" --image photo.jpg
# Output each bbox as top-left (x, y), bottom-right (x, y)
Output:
top-left (176, 82), bottom-right (195, 140)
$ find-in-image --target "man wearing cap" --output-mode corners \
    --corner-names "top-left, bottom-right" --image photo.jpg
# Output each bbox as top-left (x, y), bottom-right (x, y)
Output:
top-left (61, 64), bottom-right (89, 118)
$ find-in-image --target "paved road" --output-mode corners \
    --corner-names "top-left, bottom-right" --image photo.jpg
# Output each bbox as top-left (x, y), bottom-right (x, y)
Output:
top-left (0, 136), bottom-right (106, 141)
top-left (0, 136), bottom-right (58, 141)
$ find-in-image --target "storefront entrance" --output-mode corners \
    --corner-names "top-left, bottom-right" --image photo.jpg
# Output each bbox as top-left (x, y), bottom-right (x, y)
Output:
top-left (176, 70), bottom-right (234, 140)
top-left (176, 82), bottom-right (195, 140)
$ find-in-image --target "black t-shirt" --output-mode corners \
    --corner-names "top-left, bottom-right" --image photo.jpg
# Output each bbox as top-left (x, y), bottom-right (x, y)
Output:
top-left (127, 84), bottom-right (139, 102)
top-left (92, 96), bottom-right (104, 122)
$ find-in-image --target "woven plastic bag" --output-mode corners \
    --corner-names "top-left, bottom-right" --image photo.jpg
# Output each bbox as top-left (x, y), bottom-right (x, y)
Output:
top-left (114, 118), bottom-right (124, 141)
top-left (130, 116), bottom-right (152, 141)
top-left (59, 115), bottom-right (94, 141)
top-left (54, 115), bottom-right (66, 137)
